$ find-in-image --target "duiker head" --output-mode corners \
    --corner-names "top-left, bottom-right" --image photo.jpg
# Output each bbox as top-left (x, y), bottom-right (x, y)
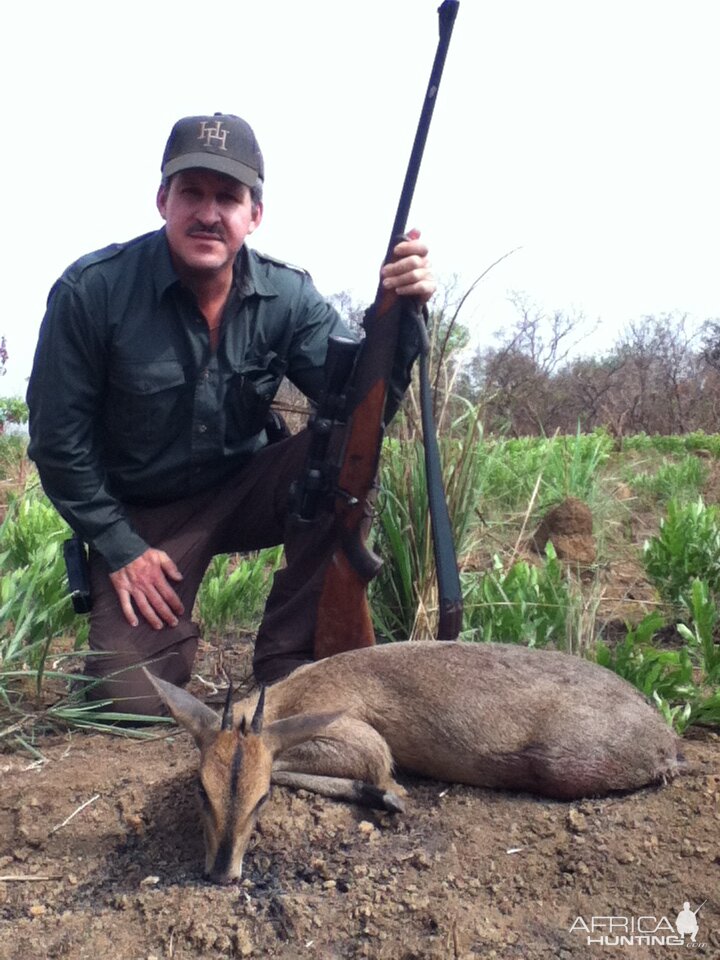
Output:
top-left (144, 670), bottom-right (337, 883)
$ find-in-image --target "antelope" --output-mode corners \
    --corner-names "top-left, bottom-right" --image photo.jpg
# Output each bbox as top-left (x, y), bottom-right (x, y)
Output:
top-left (145, 641), bottom-right (682, 884)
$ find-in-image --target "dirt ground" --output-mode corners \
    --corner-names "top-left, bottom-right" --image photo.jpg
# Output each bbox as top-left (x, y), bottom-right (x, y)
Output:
top-left (1, 636), bottom-right (719, 960)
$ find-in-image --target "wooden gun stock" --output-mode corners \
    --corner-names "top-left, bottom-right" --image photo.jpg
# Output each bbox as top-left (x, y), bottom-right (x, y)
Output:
top-left (314, 290), bottom-right (406, 660)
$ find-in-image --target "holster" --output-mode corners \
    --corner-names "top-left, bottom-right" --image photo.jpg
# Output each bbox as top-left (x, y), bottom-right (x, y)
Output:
top-left (63, 535), bottom-right (93, 614)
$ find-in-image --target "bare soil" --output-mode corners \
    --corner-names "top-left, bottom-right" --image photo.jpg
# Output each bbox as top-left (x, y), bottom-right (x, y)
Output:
top-left (1, 638), bottom-right (719, 960)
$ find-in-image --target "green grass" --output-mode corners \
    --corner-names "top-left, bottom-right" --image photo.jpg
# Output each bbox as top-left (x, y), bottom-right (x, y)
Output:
top-left (624, 454), bottom-right (709, 505)
top-left (196, 548), bottom-right (283, 636)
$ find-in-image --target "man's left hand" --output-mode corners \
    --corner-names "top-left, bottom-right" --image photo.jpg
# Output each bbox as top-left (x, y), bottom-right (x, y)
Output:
top-left (380, 228), bottom-right (436, 305)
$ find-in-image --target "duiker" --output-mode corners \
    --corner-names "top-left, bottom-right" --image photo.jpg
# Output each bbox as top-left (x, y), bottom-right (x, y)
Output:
top-left (146, 641), bottom-right (681, 883)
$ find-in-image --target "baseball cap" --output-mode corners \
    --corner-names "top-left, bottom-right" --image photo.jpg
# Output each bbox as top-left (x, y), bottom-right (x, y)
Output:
top-left (161, 113), bottom-right (264, 187)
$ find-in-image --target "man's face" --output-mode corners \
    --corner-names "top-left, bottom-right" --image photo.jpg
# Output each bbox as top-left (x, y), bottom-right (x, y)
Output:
top-left (157, 169), bottom-right (263, 280)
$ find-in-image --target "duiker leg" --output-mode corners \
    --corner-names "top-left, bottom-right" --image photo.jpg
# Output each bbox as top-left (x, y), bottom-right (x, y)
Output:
top-left (272, 715), bottom-right (406, 810)
top-left (271, 771), bottom-right (405, 812)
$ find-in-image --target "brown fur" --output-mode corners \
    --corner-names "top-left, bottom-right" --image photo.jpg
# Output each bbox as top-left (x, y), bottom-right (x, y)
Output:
top-left (146, 641), bottom-right (682, 882)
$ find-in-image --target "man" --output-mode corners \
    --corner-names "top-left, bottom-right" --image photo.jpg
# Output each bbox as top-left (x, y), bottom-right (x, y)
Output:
top-left (27, 113), bottom-right (435, 715)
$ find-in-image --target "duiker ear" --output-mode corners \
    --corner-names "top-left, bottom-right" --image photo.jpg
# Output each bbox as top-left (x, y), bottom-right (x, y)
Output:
top-left (143, 668), bottom-right (220, 747)
top-left (263, 711), bottom-right (344, 758)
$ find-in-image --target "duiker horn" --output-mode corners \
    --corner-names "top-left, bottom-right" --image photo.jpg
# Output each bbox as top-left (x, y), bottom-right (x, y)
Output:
top-left (221, 679), bottom-right (234, 731)
top-left (251, 686), bottom-right (266, 734)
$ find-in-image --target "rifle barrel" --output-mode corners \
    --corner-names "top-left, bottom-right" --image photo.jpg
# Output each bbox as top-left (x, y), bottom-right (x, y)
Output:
top-left (384, 0), bottom-right (460, 267)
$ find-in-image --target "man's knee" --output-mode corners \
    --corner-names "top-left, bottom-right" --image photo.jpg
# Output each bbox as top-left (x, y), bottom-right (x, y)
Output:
top-left (83, 637), bottom-right (198, 717)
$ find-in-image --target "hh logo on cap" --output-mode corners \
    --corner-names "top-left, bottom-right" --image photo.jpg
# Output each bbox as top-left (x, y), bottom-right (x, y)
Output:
top-left (198, 120), bottom-right (228, 151)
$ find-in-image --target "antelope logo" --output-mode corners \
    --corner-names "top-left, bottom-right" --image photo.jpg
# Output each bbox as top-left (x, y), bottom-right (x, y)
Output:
top-left (197, 120), bottom-right (228, 151)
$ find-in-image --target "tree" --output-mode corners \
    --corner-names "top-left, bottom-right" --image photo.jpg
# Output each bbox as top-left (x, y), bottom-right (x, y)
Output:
top-left (466, 294), bottom-right (591, 435)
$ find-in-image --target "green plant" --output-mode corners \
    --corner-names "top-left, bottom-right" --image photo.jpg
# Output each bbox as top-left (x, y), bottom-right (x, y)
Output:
top-left (477, 431), bottom-right (612, 514)
top-left (643, 498), bottom-right (720, 608)
top-left (371, 401), bottom-right (487, 641)
top-left (539, 428), bottom-right (613, 507)
top-left (595, 590), bottom-right (720, 733)
top-left (196, 548), bottom-right (283, 635)
top-left (0, 490), bottom-right (86, 666)
top-left (595, 613), bottom-right (696, 732)
top-left (461, 545), bottom-right (569, 648)
top-left (678, 579), bottom-right (720, 676)
top-left (0, 396), bottom-right (28, 432)
top-left (0, 435), bottom-right (28, 482)
top-left (627, 455), bottom-right (709, 505)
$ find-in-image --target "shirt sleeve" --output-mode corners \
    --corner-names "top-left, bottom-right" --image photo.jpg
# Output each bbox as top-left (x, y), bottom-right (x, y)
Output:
top-left (26, 279), bottom-right (149, 571)
top-left (282, 274), bottom-right (356, 402)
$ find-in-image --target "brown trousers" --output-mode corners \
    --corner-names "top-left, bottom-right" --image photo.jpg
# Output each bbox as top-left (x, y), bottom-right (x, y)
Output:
top-left (84, 428), bottom-right (369, 715)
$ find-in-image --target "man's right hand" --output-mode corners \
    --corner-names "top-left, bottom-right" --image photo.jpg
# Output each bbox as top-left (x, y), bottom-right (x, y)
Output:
top-left (109, 548), bottom-right (185, 630)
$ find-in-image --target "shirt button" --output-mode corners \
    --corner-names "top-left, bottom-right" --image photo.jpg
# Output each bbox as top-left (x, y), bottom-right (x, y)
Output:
top-left (197, 423), bottom-right (208, 434)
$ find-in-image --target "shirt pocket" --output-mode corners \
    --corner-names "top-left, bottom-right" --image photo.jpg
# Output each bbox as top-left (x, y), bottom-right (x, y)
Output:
top-left (226, 351), bottom-right (285, 442)
top-left (105, 360), bottom-right (190, 447)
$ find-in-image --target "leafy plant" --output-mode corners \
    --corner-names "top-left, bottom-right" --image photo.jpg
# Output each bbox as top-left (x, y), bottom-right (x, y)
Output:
top-left (461, 545), bottom-right (568, 648)
top-left (678, 579), bottom-right (720, 673)
top-left (595, 591), bottom-right (720, 733)
top-left (0, 396), bottom-right (28, 432)
top-left (643, 498), bottom-right (720, 607)
top-left (0, 490), bottom-right (86, 665)
top-left (595, 613), bottom-right (695, 732)
top-left (196, 548), bottom-right (283, 635)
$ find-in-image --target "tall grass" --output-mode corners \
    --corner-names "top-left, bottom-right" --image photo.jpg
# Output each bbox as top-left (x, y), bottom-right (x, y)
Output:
top-left (371, 426), bottom-right (611, 640)
top-left (196, 548), bottom-right (283, 636)
top-left (477, 429), bottom-right (613, 513)
top-left (624, 455), bottom-right (709, 505)
top-left (372, 400), bottom-right (487, 640)
top-left (0, 487), bottom-right (86, 660)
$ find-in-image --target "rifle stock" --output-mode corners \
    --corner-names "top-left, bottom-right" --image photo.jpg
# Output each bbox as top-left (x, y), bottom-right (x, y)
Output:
top-left (314, 292), bottom-right (404, 660)
top-left (314, 2), bottom-right (460, 660)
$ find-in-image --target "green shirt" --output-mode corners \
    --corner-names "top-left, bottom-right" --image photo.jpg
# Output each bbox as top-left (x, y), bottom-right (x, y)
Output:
top-left (28, 229), bottom-right (417, 571)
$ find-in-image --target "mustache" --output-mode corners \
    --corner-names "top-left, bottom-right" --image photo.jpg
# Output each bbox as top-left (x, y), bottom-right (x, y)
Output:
top-left (187, 224), bottom-right (225, 240)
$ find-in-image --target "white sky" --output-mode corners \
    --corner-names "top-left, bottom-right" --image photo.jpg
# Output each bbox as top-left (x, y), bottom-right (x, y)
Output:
top-left (2, 0), bottom-right (719, 397)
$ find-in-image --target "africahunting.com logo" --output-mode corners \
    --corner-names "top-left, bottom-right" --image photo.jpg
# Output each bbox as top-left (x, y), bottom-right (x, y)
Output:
top-left (569, 899), bottom-right (707, 948)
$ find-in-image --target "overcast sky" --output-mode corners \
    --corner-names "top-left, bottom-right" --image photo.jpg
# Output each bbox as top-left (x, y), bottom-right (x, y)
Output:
top-left (3, 0), bottom-right (719, 396)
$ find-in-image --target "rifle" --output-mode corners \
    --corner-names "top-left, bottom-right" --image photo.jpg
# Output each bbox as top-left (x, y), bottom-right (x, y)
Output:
top-left (311, 1), bottom-right (462, 659)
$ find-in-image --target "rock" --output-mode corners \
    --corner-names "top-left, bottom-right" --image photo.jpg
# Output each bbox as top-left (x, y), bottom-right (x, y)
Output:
top-left (566, 809), bottom-right (588, 834)
top-left (615, 850), bottom-right (635, 864)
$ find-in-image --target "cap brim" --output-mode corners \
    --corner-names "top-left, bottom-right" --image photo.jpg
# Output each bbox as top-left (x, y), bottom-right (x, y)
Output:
top-left (162, 152), bottom-right (261, 188)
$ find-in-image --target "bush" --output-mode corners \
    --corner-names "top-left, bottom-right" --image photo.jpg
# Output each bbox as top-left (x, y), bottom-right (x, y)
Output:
top-left (643, 498), bottom-right (720, 608)
top-left (461, 545), bottom-right (569, 648)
